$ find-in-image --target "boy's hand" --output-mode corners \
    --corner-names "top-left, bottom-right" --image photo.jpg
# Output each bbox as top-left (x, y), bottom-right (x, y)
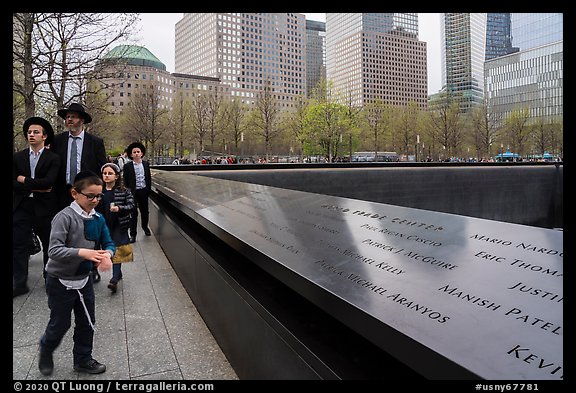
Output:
top-left (97, 254), bottom-right (113, 272)
top-left (79, 249), bottom-right (110, 262)
top-left (79, 249), bottom-right (113, 272)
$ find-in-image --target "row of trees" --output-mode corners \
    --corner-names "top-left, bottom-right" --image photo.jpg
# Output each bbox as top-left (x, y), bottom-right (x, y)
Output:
top-left (13, 13), bottom-right (563, 162)
top-left (13, 13), bottom-right (140, 145)
top-left (84, 76), bottom-right (563, 164)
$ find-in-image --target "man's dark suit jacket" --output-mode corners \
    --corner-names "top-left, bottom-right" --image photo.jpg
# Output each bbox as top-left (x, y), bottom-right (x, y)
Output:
top-left (50, 130), bottom-right (107, 208)
top-left (13, 148), bottom-right (61, 217)
top-left (122, 160), bottom-right (152, 194)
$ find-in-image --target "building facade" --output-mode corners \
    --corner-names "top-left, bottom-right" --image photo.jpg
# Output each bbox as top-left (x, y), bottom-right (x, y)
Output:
top-left (325, 13), bottom-right (427, 108)
top-left (484, 13), bottom-right (563, 126)
top-left (511, 13), bottom-right (563, 51)
top-left (175, 13), bottom-right (306, 108)
top-left (94, 45), bottom-right (226, 114)
top-left (485, 40), bottom-right (563, 126)
top-left (305, 19), bottom-right (326, 97)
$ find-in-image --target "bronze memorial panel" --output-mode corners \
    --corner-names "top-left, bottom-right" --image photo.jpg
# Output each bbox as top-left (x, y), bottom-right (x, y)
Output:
top-left (153, 171), bottom-right (563, 380)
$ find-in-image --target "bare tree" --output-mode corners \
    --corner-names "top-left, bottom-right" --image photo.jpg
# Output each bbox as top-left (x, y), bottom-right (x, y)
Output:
top-left (248, 79), bottom-right (282, 161)
top-left (222, 98), bottom-right (247, 156)
top-left (13, 13), bottom-right (37, 119)
top-left (124, 82), bottom-right (169, 163)
top-left (169, 94), bottom-right (191, 158)
top-left (505, 107), bottom-right (532, 157)
top-left (14, 13), bottom-right (139, 132)
top-left (283, 94), bottom-right (309, 161)
top-left (206, 88), bottom-right (224, 160)
top-left (342, 88), bottom-right (363, 162)
top-left (396, 102), bottom-right (420, 158)
top-left (361, 98), bottom-right (388, 159)
top-left (469, 98), bottom-right (503, 160)
top-left (530, 118), bottom-right (563, 158)
top-left (189, 91), bottom-right (210, 157)
top-left (428, 94), bottom-right (463, 160)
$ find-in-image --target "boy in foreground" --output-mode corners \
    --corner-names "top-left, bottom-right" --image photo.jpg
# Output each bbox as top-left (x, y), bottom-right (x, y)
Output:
top-left (38, 171), bottom-right (114, 376)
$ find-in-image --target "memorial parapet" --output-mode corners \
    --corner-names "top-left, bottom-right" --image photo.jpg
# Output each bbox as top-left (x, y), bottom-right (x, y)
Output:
top-left (152, 170), bottom-right (563, 380)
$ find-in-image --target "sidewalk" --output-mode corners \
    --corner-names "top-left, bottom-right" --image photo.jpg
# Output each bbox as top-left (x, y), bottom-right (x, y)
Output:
top-left (13, 230), bottom-right (239, 381)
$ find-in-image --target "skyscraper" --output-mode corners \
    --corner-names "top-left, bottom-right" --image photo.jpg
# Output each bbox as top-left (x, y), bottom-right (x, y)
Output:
top-left (305, 19), bottom-right (326, 97)
top-left (175, 13), bottom-right (306, 107)
top-left (441, 13), bottom-right (487, 112)
top-left (511, 13), bottom-right (563, 51)
top-left (485, 13), bottom-right (517, 60)
top-left (325, 13), bottom-right (427, 107)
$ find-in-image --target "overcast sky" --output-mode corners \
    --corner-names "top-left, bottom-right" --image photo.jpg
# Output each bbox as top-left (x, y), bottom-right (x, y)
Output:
top-left (129, 13), bottom-right (442, 94)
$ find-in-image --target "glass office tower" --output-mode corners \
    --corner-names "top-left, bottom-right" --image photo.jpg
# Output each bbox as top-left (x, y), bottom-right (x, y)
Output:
top-left (306, 19), bottom-right (326, 98)
top-left (441, 13), bottom-right (487, 112)
top-left (511, 13), bottom-right (563, 51)
top-left (485, 13), bottom-right (516, 60)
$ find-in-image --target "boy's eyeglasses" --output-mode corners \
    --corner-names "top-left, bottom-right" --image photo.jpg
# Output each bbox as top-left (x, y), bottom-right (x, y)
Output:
top-left (79, 191), bottom-right (104, 201)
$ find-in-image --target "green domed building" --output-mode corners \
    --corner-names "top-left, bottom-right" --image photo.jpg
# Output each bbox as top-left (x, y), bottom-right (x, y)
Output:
top-left (90, 44), bottom-right (224, 117)
top-left (101, 44), bottom-right (166, 71)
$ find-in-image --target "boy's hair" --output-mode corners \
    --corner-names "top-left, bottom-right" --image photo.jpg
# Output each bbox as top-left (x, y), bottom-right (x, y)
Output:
top-left (73, 171), bottom-right (103, 192)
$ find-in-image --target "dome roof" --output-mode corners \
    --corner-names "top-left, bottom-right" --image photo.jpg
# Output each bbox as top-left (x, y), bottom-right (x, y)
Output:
top-left (102, 45), bottom-right (166, 71)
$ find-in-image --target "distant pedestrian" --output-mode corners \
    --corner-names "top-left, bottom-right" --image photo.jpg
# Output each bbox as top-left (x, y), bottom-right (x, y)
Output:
top-left (122, 142), bottom-right (152, 242)
top-left (38, 171), bottom-right (114, 376)
top-left (116, 149), bottom-right (130, 172)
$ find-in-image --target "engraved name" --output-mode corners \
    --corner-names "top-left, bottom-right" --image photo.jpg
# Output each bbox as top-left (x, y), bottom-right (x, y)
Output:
top-left (507, 344), bottom-right (562, 379)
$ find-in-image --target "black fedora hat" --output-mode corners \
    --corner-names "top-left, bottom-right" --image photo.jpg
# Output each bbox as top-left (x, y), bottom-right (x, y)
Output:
top-left (57, 103), bottom-right (92, 124)
top-left (23, 116), bottom-right (54, 146)
top-left (126, 142), bottom-right (146, 158)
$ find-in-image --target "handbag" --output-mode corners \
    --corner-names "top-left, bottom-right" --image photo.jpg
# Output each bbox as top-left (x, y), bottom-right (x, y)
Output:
top-left (112, 243), bottom-right (134, 263)
top-left (29, 230), bottom-right (41, 255)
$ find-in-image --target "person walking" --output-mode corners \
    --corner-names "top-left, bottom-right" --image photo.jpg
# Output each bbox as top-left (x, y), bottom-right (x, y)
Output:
top-left (50, 103), bottom-right (107, 282)
top-left (50, 103), bottom-right (107, 210)
top-left (122, 142), bottom-right (152, 242)
top-left (116, 149), bottom-right (130, 172)
top-left (13, 117), bottom-right (61, 297)
top-left (38, 171), bottom-right (114, 376)
top-left (97, 163), bottom-right (135, 293)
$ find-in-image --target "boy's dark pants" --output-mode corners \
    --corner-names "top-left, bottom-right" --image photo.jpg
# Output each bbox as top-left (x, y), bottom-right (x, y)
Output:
top-left (40, 275), bottom-right (96, 365)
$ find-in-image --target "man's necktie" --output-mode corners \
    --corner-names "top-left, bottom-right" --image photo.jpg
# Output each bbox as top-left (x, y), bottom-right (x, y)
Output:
top-left (69, 136), bottom-right (79, 184)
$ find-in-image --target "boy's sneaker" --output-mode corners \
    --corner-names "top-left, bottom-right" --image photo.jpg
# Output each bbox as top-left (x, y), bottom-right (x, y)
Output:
top-left (74, 358), bottom-right (106, 374)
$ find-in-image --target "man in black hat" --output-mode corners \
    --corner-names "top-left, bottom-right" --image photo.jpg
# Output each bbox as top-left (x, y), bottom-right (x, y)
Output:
top-left (13, 116), bottom-right (61, 297)
top-left (122, 142), bottom-right (152, 242)
top-left (50, 103), bottom-right (107, 211)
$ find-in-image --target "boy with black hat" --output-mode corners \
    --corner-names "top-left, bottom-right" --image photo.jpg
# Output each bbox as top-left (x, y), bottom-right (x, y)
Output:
top-left (122, 142), bottom-right (152, 242)
top-left (13, 116), bottom-right (61, 297)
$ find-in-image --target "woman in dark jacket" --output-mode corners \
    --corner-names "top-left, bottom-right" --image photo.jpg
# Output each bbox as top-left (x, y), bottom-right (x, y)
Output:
top-left (97, 163), bottom-right (135, 293)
